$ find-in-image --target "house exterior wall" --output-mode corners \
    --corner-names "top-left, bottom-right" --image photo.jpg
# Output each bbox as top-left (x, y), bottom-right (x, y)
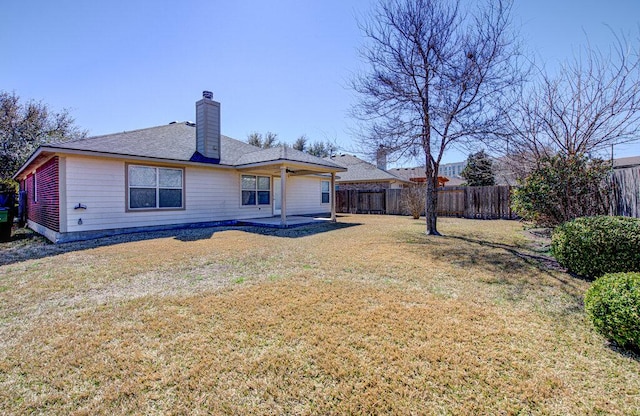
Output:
top-left (285, 176), bottom-right (331, 215)
top-left (62, 155), bottom-right (277, 234)
top-left (23, 155), bottom-right (333, 241)
top-left (24, 156), bottom-right (60, 232)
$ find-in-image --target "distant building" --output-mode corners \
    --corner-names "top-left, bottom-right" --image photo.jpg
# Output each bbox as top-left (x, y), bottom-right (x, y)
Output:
top-left (438, 161), bottom-right (466, 178)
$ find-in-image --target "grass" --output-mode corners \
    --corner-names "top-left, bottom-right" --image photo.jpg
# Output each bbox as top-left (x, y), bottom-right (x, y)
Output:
top-left (0, 215), bottom-right (638, 415)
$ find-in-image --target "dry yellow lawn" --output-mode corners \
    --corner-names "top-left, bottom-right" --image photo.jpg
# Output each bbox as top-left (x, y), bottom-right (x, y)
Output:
top-left (0, 215), bottom-right (638, 415)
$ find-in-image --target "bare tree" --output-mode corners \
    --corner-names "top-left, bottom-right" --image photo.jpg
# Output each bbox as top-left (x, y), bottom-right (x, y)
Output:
top-left (502, 32), bottom-right (640, 171)
top-left (351, 0), bottom-right (524, 235)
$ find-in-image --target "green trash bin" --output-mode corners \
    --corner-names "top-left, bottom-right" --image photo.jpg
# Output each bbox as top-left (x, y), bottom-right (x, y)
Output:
top-left (0, 190), bottom-right (15, 242)
top-left (0, 208), bottom-right (11, 242)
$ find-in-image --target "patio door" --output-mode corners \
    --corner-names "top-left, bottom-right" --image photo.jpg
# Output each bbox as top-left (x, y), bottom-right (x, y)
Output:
top-left (273, 177), bottom-right (281, 215)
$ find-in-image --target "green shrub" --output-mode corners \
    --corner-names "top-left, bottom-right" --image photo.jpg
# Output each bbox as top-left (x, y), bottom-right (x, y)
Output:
top-left (551, 216), bottom-right (640, 279)
top-left (584, 272), bottom-right (640, 351)
top-left (0, 179), bottom-right (18, 194)
top-left (511, 155), bottom-right (610, 227)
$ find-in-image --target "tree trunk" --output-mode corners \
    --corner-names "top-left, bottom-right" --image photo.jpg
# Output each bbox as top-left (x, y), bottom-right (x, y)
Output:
top-left (424, 159), bottom-right (441, 236)
top-left (425, 183), bottom-right (440, 235)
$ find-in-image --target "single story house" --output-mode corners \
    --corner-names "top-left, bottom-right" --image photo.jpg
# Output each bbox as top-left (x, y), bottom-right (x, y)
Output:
top-left (12, 91), bottom-right (346, 243)
top-left (325, 154), bottom-right (411, 191)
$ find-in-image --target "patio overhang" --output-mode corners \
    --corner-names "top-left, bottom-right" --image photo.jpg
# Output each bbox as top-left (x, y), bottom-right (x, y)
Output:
top-left (235, 159), bottom-right (345, 175)
top-left (236, 160), bottom-right (345, 227)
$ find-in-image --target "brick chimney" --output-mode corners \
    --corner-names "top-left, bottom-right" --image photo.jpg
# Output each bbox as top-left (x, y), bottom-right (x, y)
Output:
top-left (196, 91), bottom-right (221, 160)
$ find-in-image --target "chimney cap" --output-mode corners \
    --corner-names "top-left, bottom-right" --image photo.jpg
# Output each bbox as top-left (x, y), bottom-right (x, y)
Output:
top-left (202, 91), bottom-right (213, 100)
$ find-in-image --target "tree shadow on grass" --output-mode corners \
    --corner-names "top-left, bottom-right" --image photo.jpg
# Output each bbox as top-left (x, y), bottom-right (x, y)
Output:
top-left (0, 221), bottom-right (361, 267)
top-left (429, 233), bottom-right (640, 362)
top-left (405, 232), bottom-right (589, 314)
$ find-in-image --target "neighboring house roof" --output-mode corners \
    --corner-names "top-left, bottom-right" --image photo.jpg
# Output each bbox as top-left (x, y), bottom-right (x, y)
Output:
top-left (388, 167), bottom-right (424, 182)
top-left (613, 156), bottom-right (640, 169)
top-left (326, 154), bottom-right (410, 183)
top-left (14, 122), bottom-right (344, 179)
top-left (388, 167), bottom-right (465, 186)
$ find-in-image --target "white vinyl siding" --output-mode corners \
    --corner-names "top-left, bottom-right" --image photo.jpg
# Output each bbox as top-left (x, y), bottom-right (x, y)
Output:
top-left (285, 176), bottom-right (332, 215)
top-left (61, 156), bottom-right (329, 233)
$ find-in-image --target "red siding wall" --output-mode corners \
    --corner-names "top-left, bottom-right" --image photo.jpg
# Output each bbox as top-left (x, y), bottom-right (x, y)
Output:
top-left (24, 157), bottom-right (60, 232)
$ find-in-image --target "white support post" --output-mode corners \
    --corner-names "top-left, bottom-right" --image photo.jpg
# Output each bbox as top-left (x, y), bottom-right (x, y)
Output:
top-left (280, 166), bottom-right (287, 227)
top-left (331, 172), bottom-right (336, 222)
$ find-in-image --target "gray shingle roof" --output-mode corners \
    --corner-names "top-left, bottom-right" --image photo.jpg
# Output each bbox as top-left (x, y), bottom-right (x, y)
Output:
top-left (387, 167), bottom-right (425, 182)
top-left (44, 122), bottom-right (343, 170)
top-left (235, 145), bottom-right (343, 169)
top-left (388, 166), bottom-right (465, 186)
top-left (613, 156), bottom-right (640, 168)
top-left (48, 122), bottom-right (204, 161)
top-left (327, 154), bottom-right (409, 183)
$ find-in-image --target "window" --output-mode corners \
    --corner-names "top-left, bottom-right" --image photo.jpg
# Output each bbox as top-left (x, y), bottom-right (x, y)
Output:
top-left (32, 172), bottom-right (37, 202)
top-left (128, 165), bottom-right (183, 210)
top-left (242, 175), bottom-right (270, 206)
top-left (321, 180), bottom-right (330, 204)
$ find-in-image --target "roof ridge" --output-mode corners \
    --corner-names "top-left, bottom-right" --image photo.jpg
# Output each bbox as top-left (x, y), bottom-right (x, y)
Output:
top-left (64, 122), bottom-right (194, 144)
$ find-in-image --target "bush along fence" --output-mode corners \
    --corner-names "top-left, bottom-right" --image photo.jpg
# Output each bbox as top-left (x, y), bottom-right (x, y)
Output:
top-left (335, 185), bottom-right (516, 219)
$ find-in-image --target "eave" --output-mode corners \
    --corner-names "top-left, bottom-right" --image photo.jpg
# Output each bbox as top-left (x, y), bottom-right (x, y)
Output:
top-left (234, 159), bottom-right (347, 175)
top-left (13, 147), bottom-right (346, 181)
top-left (12, 146), bottom-right (237, 180)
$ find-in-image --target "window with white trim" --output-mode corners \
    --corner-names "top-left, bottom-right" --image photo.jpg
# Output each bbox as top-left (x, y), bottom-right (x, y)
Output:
top-left (32, 172), bottom-right (37, 202)
top-left (321, 180), bottom-right (330, 204)
top-left (128, 165), bottom-right (183, 209)
top-left (242, 175), bottom-right (271, 206)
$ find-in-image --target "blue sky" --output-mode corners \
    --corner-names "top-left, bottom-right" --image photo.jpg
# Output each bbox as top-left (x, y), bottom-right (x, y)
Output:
top-left (3, 0), bottom-right (640, 165)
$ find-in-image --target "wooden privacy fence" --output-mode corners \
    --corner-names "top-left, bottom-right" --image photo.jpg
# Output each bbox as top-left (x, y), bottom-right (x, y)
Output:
top-left (335, 186), bottom-right (516, 219)
top-left (335, 190), bottom-right (386, 214)
top-left (610, 167), bottom-right (640, 218)
top-left (438, 186), bottom-right (515, 219)
top-left (336, 173), bottom-right (640, 220)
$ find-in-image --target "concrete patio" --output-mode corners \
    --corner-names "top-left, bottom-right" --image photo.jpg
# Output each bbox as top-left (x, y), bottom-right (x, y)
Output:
top-left (239, 215), bottom-right (334, 228)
